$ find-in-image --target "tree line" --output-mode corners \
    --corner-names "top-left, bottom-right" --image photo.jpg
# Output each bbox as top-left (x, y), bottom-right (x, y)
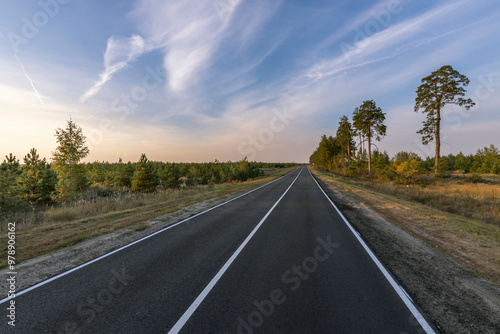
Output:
top-left (310, 65), bottom-right (495, 180)
top-left (0, 119), bottom-right (296, 213)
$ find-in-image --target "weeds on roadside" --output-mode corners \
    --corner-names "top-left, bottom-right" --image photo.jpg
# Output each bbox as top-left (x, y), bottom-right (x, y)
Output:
top-left (330, 172), bottom-right (500, 227)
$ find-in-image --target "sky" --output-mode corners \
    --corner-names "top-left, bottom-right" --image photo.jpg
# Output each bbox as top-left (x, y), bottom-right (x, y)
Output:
top-left (0, 0), bottom-right (499, 163)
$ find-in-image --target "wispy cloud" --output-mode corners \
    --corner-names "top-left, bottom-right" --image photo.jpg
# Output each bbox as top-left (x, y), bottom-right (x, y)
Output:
top-left (86, 0), bottom-right (283, 98)
top-left (304, 0), bottom-right (468, 81)
top-left (316, 0), bottom-right (404, 50)
top-left (129, 0), bottom-right (243, 93)
top-left (80, 34), bottom-right (147, 102)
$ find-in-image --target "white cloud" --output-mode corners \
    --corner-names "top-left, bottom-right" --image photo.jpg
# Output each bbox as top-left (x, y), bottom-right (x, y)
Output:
top-left (129, 0), bottom-right (242, 93)
top-left (80, 35), bottom-right (147, 102)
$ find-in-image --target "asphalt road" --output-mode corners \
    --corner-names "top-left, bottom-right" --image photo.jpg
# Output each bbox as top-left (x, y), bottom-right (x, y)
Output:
top-left (1, 167), bottom-right (436, 333)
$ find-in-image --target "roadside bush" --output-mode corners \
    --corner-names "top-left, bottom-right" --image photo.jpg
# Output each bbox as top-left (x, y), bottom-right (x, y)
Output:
top-left (392, 159), bottom-right (422, 184)
top-left (376, 165), bottom-right (394, 182)
top-left (492, 160), bottom-right (500, 174)
top-left (464, 174), bottom-right (484, 184)
top-left (346, 165), bottom-right (359, 177)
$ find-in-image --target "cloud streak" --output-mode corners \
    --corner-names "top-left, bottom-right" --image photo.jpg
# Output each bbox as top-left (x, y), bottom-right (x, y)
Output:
top-left (80, 34), bottom-right (147, 102)
top-left (14, 54), bottom-right (45, 105)
top-left (304, 0), bottom-right (468, 81)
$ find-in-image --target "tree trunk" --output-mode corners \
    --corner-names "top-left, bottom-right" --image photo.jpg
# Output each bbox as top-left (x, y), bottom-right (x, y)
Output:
top-left (367, 132), bottom-right (372, 177)
top-left (435, 107), bottom-right (441, 174)
top-left (359, 134), bottom-right (362, 157)
top-left (347, 140), bottom-right (350, 165)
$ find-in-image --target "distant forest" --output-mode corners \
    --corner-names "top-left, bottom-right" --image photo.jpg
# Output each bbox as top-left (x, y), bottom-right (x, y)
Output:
top-left (0, 119), bottom-right (296, 214)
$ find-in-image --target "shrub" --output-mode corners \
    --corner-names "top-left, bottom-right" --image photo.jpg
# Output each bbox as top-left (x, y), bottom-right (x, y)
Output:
top-left (376, 165), bottom-right (394, 182)
top-left (392, 159), bottom-right (422, 184)
top-left (464, 174), bottom-right (484, 184)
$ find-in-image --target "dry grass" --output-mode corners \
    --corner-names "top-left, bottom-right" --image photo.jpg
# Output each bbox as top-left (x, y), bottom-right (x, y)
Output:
top-left (312, 168), bottom-right (500, 283)
top-left (0, 167), bottom-right (297, 268)
top-left (339, 173), bottom-right (500, 227)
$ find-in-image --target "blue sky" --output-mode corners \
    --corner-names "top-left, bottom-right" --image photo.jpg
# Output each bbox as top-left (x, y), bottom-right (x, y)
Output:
top-left (1, 0), bottom-right (499, 163)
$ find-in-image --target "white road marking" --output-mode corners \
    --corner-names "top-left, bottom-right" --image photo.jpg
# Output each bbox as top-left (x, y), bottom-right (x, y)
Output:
top-left (168, 168), bottom-right (303, 334)
top-left (0, 169), bottom-right (298, 305)
top-left (308, 168), bottom-right (436, 334)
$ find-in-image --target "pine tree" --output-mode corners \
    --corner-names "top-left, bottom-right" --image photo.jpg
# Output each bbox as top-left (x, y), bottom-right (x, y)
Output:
top-left (336, 115), bottom-right (356, 166)
top-left (0, 154), bottom-right (22, 211)
top-left (415, 65), bottom-right (475, 174)
top-left (113, 160), bottom-right (134, 188)
top-left (71, 164), bottom-right (90, 191)
top-left (131, 154), bottom-right (157, 193)
top-left (53, 173), bottom-right (78, 202)
top-left (17, 148), bottom-right (57, 202)
top-left (185, 166), bottom-right (199, 187)
top-left (37, 167), bottom-right (58, 202)
top-left (52, 118), bottom-right (90, 197)
top-left (52, 118), bottom-right (90, 175)
top-left (352, 100), bottom-right (386, 177)
top-left (162, 163), bottom-right (181, 189)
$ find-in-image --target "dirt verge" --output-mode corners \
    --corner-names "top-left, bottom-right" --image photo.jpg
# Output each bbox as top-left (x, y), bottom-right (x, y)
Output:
top-left (312, 170), bottom-right (500, 333)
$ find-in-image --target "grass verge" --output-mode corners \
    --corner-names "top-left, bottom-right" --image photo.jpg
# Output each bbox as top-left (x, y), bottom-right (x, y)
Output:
top-left (0, 167), bottom-right (298, 268)
top-left (311, 167), bottom-right (500, 284)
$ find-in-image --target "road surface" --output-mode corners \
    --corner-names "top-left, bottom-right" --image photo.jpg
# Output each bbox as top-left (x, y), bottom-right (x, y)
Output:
top-left (1, 167), bottom-right (436, 333)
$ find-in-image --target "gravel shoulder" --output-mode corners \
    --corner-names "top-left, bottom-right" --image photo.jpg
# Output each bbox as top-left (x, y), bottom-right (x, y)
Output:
top-left (312, 170), bottom-right (500, 333)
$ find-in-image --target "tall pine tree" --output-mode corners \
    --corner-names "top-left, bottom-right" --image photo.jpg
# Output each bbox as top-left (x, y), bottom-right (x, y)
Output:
top-left (353, 100), bottom-right (386, 177)
top-left (415, 65), bottom-right (475, 174)
top-left (336, 115), bottom-right (356, 166)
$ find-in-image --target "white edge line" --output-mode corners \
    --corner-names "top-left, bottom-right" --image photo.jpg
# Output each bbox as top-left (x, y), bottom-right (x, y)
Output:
top-left (167, 168), bottom-right (303, 334)
top-left (308, 168), bottom-right (436, 334)
top-left (0, 169), bottom-right (298, 305)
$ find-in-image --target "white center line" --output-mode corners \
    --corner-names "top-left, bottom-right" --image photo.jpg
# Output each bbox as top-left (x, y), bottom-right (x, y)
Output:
top-left (168, 168), bottom-right (303, 333)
